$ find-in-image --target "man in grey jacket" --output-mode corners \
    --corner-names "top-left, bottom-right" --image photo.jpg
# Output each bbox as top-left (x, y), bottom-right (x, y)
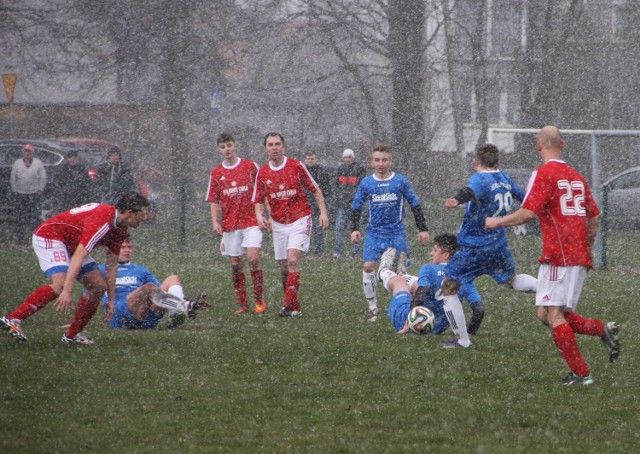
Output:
top-left (10, 143), bottom-right (47, 244)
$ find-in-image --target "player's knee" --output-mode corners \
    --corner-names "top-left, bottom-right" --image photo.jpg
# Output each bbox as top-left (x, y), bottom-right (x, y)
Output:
top-left (231, 263), bottom-right (243, 276)
top-left (441, 278), bottom-right (460, 295)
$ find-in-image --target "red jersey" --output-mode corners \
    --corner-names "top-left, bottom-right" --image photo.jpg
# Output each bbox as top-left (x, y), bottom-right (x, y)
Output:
top-left (205, 158), bottom-right (260, 232)
top-left (522, 160), bottom-right (600, 267)
top-left (252, 156), bottom-right (317, 224)
top-left (33, 203), bottom-right (128, 255)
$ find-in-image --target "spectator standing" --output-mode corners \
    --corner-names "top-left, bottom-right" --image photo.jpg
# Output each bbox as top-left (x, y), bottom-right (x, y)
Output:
top-left (52, 149), bottom-right (93, 213)
top-left (10, 143), bottom-right (47, 244)
top-left (304, 150), bottom-right (332, 256)
top-left (485, 126), bottom-right (620, 385)
top-left (333, 148), bottom-right (366, 259)
top-left (206, 133), bottom-right (267, 315)
top-left (96, 147), bottom-right (137, 204)
top-left (253, 132), bottom-right (329, 317)
top-left (0, 192), bottom-right (149, 344)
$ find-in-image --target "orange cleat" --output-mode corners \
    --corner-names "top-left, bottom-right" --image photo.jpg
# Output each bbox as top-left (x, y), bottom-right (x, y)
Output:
top-left (234, 306), bottom-right (249, 315)
top-left (254, 298), bottom-right (267, 314)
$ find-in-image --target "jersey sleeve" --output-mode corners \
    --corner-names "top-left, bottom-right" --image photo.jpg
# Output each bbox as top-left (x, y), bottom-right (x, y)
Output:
top-left (142, 266), bottom-right (161, 287)
top-left (417, 265), bottom-right (435, 288)
top-left (522, 170), bottom-right (551, 214)
top-left (299, 161), bottom-right (318, 192)
top-left (252, 169), bottom-right (266, 203)
top-left (402, 176), bottom-right (422, 208)
top-left (351, 179), bottom-right (367, 210)
top-left (205, 170), bottom-right (220, 203)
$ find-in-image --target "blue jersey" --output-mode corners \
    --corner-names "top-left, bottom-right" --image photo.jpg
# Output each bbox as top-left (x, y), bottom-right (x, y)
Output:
top-left (99, 262), bottom-right (162, 329)
top-left (417, 263), bottom-right (482, 334)
top-left (457, 170), bottom-right (524, 247)
top-left (352, 172), bottom-right (421, 236)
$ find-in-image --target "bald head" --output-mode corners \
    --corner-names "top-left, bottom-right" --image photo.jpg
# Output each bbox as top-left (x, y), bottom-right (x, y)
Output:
top-left (537, 125), bottom-right (564, 150)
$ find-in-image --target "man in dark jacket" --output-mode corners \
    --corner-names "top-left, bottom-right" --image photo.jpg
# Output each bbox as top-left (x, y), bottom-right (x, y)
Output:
top-left (51, 150), bottom-right (93, 213)
top-left (304, 151), bottom-right (332, 256)
top-left (333, 148), bottom-right (366, 258)
top-left (96, 147), bottom-right (137, 204)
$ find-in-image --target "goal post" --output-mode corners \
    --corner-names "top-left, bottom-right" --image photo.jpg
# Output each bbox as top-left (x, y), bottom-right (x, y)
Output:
top-left (487, 127), bottom-right (640, 269)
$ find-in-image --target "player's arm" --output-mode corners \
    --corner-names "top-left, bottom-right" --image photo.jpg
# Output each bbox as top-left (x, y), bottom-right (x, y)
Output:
top-left (410, 286), bottom-right (429, 309)
top-left (445, 187), bottom-right (476, 208)
top-left (587, 213), bottom-right (601, 248)
top-left (312, 188), bottom-right (330, 229)
top-left (102, 250), bottom-right (119, 322)
top-left (255, 202), bottom-right (270, 231)
top-left (350, 208), bottom-right (362, 243)
top-left (210, 202), bottom-right (223, 236)
top-left (485, 207), bottom-right (536, 230)
top-left (54, 244), bottom-right (91, 313)
top-left (410, 204), bottom-right (429, 244)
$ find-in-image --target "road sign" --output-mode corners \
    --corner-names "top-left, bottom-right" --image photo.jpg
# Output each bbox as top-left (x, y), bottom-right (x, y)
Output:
top-left (2, 74), bottom-right (17, 104)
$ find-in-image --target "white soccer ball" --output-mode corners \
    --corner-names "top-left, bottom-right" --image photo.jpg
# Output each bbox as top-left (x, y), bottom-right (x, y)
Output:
top-left (407, 306), bottom-right (435, 335)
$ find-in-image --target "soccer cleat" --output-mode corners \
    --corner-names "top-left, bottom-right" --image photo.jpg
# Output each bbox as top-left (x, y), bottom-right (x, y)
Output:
top-left (562, 372), bottom-right (594, 386)
top-left (166, 312), bottom-right (186, 329)
top-left (62, 332), bottom-right (95, 345)
top-left (279, 306), bottom-right (302, 317)
top-left (437, 338), bottom-right (472, 349)
top-left (366, 308), bottom-right (379, 322)
top-left (234, 306), bottom-right (249, 315)
top-left (601, 321), bottom-right (620, 363)
top-left (396, 251), bottom-right (408, 275)
top-left (186, 293), bottom-right (207, 319)
top-left (254, 298), bottom-right (267, 314)
top-left (377, 247), bottom-right (397, 281)
top-left (0, 316), bottom-right (28, 342)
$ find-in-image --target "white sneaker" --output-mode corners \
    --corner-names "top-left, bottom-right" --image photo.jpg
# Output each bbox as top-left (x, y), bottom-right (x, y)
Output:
top-left (377, 248), bottom-right (397, 281)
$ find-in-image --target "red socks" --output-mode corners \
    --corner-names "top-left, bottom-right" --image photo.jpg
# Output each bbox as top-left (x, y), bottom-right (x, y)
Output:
top-left (563, 311), bottom-right (604, 337)
top-left (552, 323), bottom-right (590, 377)
top-left (232, 270), bottom-right (248, 307)
top-left (284, 272), bottom-right (301, 311)
top-left (9, 285), bottom-right (58, 320)
top-left (65, 296), bottom-right (100, 339)
top-left (251, 269), bottom-right (264, 302)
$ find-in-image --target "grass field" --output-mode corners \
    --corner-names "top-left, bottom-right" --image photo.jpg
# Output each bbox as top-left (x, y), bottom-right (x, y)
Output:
top-left (1, 224), bottom-right (639, 452)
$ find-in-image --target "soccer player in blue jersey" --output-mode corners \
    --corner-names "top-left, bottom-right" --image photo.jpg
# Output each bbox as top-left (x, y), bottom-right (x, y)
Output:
top-left (378, 234), bottom-right (483, 335)
top-left (99, 236), bottom-right (206, 329)
top-left (438, 144), bottom-right (537, 349)
top-left (350, 143), bottom-right (430, 322)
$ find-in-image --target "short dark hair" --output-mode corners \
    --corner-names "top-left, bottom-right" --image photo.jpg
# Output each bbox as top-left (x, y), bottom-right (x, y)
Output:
top-left (304, 151), bottom-right (316, 157)
top-left (476, 143), bottom-right (499, 168)
top-left (217, 132), bottom-right (235, 144)
top-left (67, 150), bottom-right (78, 158)
top-left (433, 233), bottom-right (459, 255)
top-left (263, 132), bottom-right (285, 147)
top-left (115, 192), bottom-right (149, 213)
top-left (107, 147), bottom-right (121, 157)
top-left (372, 142), bottom-right (391, 153)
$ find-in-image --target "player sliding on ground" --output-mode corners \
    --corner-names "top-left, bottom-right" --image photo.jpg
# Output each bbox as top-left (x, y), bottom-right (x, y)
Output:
top-left (377, 234), bottom-right (483, 335)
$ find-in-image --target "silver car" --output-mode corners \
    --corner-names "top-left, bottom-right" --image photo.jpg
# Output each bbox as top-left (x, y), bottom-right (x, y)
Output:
top-left (602, 166), bottom-right (640, 230)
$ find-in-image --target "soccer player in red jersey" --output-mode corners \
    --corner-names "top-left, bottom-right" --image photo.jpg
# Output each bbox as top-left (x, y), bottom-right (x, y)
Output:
top-left (486, 126), bottom-right (620, 385)
top-left (0, 192), bottom-right (149, 344)
top-left (206, 133), bottom-right (266, 315)
top-left (252, 132), bottom-right (329, 316)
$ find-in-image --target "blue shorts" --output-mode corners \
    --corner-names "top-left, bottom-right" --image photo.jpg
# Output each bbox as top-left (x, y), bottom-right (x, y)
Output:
top-left (445, 240), bottom-right (515, 286)
top-left (362, 230), bottom-right (409, 263)
top-left (387, 291), bottom-right (411, 332)
top-left (107, 299), bottom-right (165, 329)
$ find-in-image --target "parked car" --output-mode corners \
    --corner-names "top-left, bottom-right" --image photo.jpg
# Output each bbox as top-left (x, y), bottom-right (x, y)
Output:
top-left (0, 139), bottom-right (105, 222)
top-left (602, 166), bottom-right (640, 230)
top-left (501, 167), bottom-right (539, 235)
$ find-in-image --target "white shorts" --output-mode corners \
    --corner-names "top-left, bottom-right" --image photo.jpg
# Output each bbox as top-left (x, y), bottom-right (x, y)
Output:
top-left (220, 226), bottom-right (263, 257)
top-left (271, 215), bottom-right (312, 261)
top-left (535, 264), bottom-right (587, 311)
top-left (32, 235), bottom-right (97, 278)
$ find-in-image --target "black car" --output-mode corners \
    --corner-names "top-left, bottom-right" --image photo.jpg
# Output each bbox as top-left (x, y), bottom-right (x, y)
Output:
top-left (0, 139), bottom-right (103, 222)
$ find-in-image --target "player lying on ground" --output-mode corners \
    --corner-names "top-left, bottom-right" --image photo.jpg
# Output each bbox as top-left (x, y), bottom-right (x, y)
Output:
top-left (377, 234), bottom-right (483, 335)
top-left (100, 236), bottom-right (207, 329)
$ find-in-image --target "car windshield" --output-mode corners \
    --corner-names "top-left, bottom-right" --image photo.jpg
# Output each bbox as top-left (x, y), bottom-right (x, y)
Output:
top-left (609, 170), bottom-right (640, 190)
